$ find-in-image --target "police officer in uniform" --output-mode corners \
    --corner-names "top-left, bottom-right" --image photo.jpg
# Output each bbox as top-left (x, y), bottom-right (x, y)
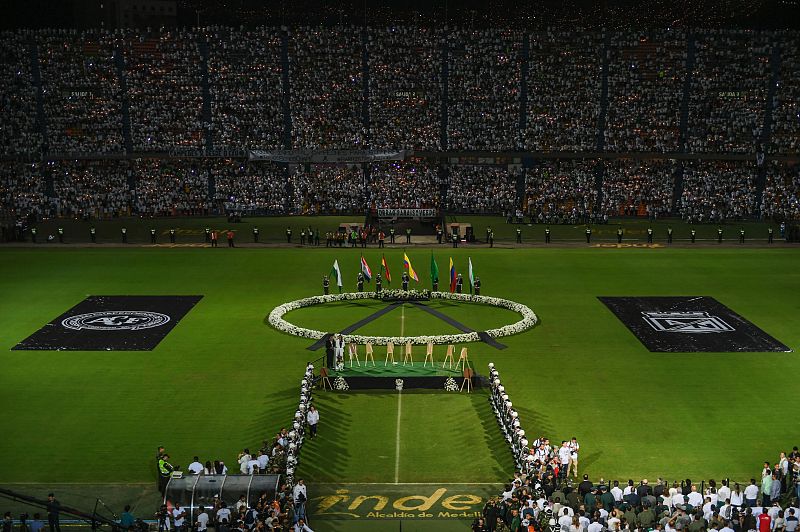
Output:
top-left (286, 227), bottom-right (292, 243)
top-left (150, 228), bottom-right (157, 244)
top-left (647, 227), bottom-right (653, 244)
top-left (432, 273), bottom-right (438, 292)
top-left (300, 229), bottom-right (306, 245)
top-left (375, 273), bottom-right (382, 293)
top-left (667, 226), bottom-right (673, 244)
top-left (158, 454), bottom-right (174, 494)
top-left (616, 226), bottom-right (623, 244)
top-left (402, 271), bottom-right (410, 291)
top-left (545, 225), bottom-right (551, 244)
top-left (585, 226), bottom-right (592, 244)
top-left (474, 277), bottom-right (481, 295)
top-left (739, 228), bottom-right (745, 244)
top-left (456, 273), bottom-right (464, 294)
top-left (308, 228), bottom-right (314, 246)
top-left (452, 232), bottom-right (458, 248)
top-left (89, 226), bottom-right (96, 243)
top-left (357, 272), bottom-right (364, 292)
top-left (169, 228), bottom-right (176, 244)
top-left (768, 226), bottom-right (773, 244)
top-left (323, 275), bottom-right (330, 295)
top-left (389, 227), bottom-right (396, 244)
top-left (690, 227), bottom-right (696, 243)
top-left (516, 227), bottom-right (522, 244)
top-left (436, 227), bottom-right (443, 244)
top-left (57, 227), bottom-right (64, 243)
top-left (405, 227), bottom-right (412, 244)
top-left (204, 227), bottom-right (211, 243)
top-left (31, 226), bottom-right (37, 243)
top-left (121, 227), bottom-right (128, 243)
top-left (253, 226), bottom-right (259, 243)
top-left (717, 227), bottom-right (723, 243)
top-left (486, 226), bottom-right (492, 244)
top-left (489, 231), bottom-right (494, 248)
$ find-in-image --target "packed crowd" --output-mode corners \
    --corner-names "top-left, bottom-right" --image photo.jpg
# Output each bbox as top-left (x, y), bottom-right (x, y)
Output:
top-left (686, 30), bottom-right (772, 154)
top-left (368, 160), bottom-right (440, 209)
top-left (526, 30), bottom-right (603, 151)
top-left (290, 164), bottom-right (365, 215)
top-left (367, 26), bottom-right (443, 150)
top-left (38, 30), bottom-right (124, 154)
top-left (48, 160), bottom-right (132, 218)
top-left (290, 27), bottom-right (364, 150)
top-left (212, 160), bottom-right (287, 214)
top-left (761, 163), bottom-right (800, 221)
top-left (0, 32), bottom-right (42, 156)
top-left (600, 160), bottom-right (675, 218)
top-left (448, 165), bottom-right (518, 213)
top-left (447, 29), bottom-right (522, 150)
top-left (0, 162), bottom-right (48, 218)
top-left (770, 34), bottom-right (800, 156)
top-left (132, 160), bottom-right (212, 216)
top-left (678, 161), bottom-right (758, 222)
top-left (605, 30), bottom-right (686, 153)
top-left (124, 29), bottom-right (205, 151)
top-left (523, 160), bottom-right (599, 223)
top-left (207, 27), bottom-right (284, 151)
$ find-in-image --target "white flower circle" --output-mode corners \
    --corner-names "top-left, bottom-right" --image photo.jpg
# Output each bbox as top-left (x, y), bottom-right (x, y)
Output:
top-left (267, 291), bottom-right (538, 345)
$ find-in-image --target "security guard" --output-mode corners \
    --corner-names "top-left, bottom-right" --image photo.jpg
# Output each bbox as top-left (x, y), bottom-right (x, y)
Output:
top-left (486, 226), bottom-right (492, 243)
top-left (647, 227), bottom-right (653, 244)
top-left (300, 229), bottom-right (306, 245)
top-left (57, 227), bottom-right (64, 243)
top-left (375, 273), bottom-right (382, 293)
top-left (150, 228), bottom-right (157, 244)
top-left (545, 225), bottom-right (551, 244)
top-left (121, 227), bottom-right (127, 244)
top-left (616, 226), bottom-right (623, 244)
top-left (456, 273), bottom-right (464, 294)
top-left (253, 226), bottom-right (259, 243)
top-left (31, 226), bottom-right (37, 243)
top-left (585, 226), bottom-right (592, 244)
top-left (389, 227), bottom-right (396, 244)
top-left (739, 228), bottom-right (745, 244)
top-left (158, 454), bottom-right (174, 494)
top-left (452, 232), bottom-right (458, 248)
top-left (474, 277), bottom-right (481, 295)
top-left (286, 226), bottom-right (292, 243)
top-left (204, 227), bottom-right (211, 243)
top-left (402, 271), bottom-right (410, 291)
top-left (667, 226), bottom-right (673, 244)
top-left (357, 272), bottom-right (364, 292)
top-left (690, 228), bottom-right (696, 243)
top-left (489, 231), bottom-right (494, 248)
top-left (308, 228), bottom-right (314, 246)
top-left (323, 275), bottom-right (330, 295)
top-left (405, 227), bottom-right (411, 244)
top-left (169, 228), bottom-right (176, 244)
top-left (89, 226), bottom-right (96, 243)
top-left (436, 227), bottom-right (443, 244)
top-left (378, 230), bottom-right (385, 248)
top-left (768, 226), bottom-right (773, 244)
top-left (516, 227), bottom-right (522, 243)
top-left (717, 227), bottom-right (723, 243)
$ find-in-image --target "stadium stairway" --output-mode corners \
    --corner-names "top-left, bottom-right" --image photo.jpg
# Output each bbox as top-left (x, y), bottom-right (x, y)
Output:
top-left (280, 29), bottom-right (292, 149)
top-left (198, 38), bottom-right (213, 150)
top-left (595, 31), bottom-right (611, 153)
top-left (28, 40), bottom-right (48, 153)
top-left (755, 43), bottom-right (783, 209)
top-left (673, 33), bottom-right (698, 211)
top-left (113, 47), bottom-right (134, 154)
top-left (518, 34), bottom-right (530, 150)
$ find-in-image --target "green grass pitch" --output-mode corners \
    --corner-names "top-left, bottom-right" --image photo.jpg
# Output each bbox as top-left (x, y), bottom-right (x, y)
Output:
top-left (0, 238), bottom-right (798, 523)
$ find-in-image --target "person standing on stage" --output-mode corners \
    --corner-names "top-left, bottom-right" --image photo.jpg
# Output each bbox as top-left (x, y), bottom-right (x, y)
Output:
top-left (375, 273), bottom-right (382, 293)
top-left (357, 272), bottom-right (364, 292)
top-left (402, 272), bottom-right (410, 291)
top-left (456, 273), bottom-right (464, 294)
top-left (474, 277), bottom-right (481, 295)
top-left (323, 275), bottom-right (330, 295)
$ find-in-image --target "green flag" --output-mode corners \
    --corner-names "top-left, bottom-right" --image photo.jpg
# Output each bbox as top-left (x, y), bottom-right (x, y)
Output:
top-left (330, 259), bottom-right (343, 293)
top-left (430, 253), bottom-right (439, 288)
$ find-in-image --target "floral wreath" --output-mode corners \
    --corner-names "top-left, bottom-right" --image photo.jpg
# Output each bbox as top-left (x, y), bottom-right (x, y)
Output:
top-left (267, 291), bottom-right (538, 345)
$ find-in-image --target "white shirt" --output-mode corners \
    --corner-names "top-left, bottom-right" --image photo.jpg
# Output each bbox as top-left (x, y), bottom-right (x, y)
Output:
top-left (608, 517), bottom-right (620, 531)
top-left (687, 492), bottom-right (703, 507)
top-left (579, 515), bottom-right (590, 530)
top-left (672, 492), bottom-right (685, 507)
top-left (559, 446), bottom-right (572, 465)
top-left (216, 508), bottom-right (231, 524)
top-left (559, 515), bottom-right (574, 529)
top-left (172, 507), bottom-right (186, 528)
top-left (588, 522), bottom-right (603, 532)
top-left (717, 486), bottom-right (731, 503)
top-left (247, 458), bottom-right (260, 474)
top-left (239, 454), bottom-right (251, 474)
top-left (196, 512), bottom-right (209, 531)
top-left (730, 491), bottom-right (744, 506)
top-left (611, 486), bottom-right (623, 502)
top-left (720, 527), bottom-right (735, 532)
top-left (307, 410), bottom-right (320, 425)
top-left (569, 441), bottom-right (580, 457)
top-left (188, 461), bottom-right (203, 475)
top-left (703, 503), bottom-right (714, 520)
top-left (293, 483), bottom-right (308, 502)
top-left (258, 454), bottom-right (269, 470)
top-left (744, 485), bottom-right (760, 500)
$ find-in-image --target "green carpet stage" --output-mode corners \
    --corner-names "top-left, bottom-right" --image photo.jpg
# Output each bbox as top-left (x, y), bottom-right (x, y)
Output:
top-left (325, 361), bottom-right (481, 390)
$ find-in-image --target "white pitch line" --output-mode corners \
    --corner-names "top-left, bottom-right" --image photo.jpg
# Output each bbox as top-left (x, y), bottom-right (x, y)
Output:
top-left (394, 388), bottom-right (402, 484)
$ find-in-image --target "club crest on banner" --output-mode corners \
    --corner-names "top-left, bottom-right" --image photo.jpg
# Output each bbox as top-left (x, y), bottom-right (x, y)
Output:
top-left (641, 311), bottom-right (735, 334)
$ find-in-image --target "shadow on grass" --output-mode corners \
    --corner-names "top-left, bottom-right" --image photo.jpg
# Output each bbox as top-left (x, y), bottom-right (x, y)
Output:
top-left (513, 404), bottom-right (555, 439)
top-left (469, 392), bottom-right (514, 479)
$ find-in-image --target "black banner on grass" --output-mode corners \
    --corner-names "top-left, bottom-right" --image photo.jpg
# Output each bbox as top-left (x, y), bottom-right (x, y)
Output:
top-left (598, 296), bottom-right (791, 353)
top-left (13, 295), bottom-right (202, 351)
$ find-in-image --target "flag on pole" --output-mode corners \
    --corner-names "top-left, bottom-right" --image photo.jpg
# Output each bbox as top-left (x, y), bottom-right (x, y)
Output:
top-left (381, 254), bottom-right (392, 284)
top-left (403, 253), bottom-right (419, 282)
top-left (449, 257), bottom-right (457, 292)
top-left (468, 257), bottom-right (476, 294)
top-left (330, 259), bottom-right (343, 293)
top-left (360, 255), bottom-right (372, 282)
top-left (430, 253), bottom-right (439, 288)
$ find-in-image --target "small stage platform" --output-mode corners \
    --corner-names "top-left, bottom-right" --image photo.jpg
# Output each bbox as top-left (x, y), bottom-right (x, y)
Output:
top-left (324, 362), bottom-right (481, 390)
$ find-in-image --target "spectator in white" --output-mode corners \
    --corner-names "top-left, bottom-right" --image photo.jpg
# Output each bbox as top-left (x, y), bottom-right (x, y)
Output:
top-left (559, 508), bottom-right (573, 530)
top-left (558, 441), bottom-right (572, 478)
top-left (247, 454), bottom-right (260, 475)
top-left (194, 507), bottom-right (208, 532)
top-left (607, 512), bottom-right (621, 531)
top-left (187, 456), bottom-right (203, 475)
top-left (293, 518), bottom-right (314, 532)
top-left (786, 508), bottom-right (798, 532)
top-left (293, 479), bottom-right (308, 504)
top-left (307, 406), bottom-right (319, 439)
top-left (216, 502), bottom-right (231, 525)
top-left (745, 479), bottom-right (761, 507)
top-left (611, 480), bottom-right (623, 504)
top-left (257, 450), bottom-right (269, 472)
top-left (718, 480), bottom-right (732, 506)
top-left (687, 485), bottom-right (703, 507)
top-left (234, 495), bottom-right (248, 513)
top-left (172, 502), bottom-right (186, 531)
top-left (730, 484), bottom-right (745, 508)
top-left (238, 448), bottom-right (251, 474)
